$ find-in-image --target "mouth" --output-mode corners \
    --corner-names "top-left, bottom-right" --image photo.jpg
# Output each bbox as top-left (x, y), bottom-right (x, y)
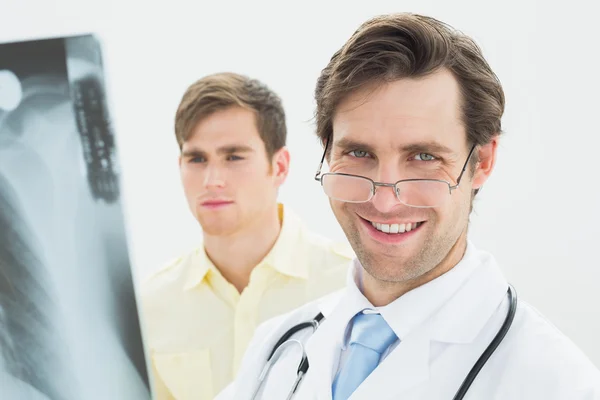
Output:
top-left (369, 220), bottom-right (424, 234)
top-left (200, 199), bottom-right (234, 209)
top-left (358, 216), bottom-right (426, 243)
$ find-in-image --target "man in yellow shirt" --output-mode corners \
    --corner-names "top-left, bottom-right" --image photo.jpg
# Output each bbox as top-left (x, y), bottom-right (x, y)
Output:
top-left (139, 72), bottom-right (353, 400)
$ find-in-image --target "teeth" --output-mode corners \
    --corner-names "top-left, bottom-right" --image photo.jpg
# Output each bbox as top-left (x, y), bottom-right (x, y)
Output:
top-left (371, 221), bottom-right (421, 234)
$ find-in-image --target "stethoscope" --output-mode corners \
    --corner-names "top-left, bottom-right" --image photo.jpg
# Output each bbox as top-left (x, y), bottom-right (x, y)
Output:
top-left (250, 285), bottom-right (517, 400)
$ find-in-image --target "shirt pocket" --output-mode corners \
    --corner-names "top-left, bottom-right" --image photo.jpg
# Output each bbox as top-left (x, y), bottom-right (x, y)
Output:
top-left (152, 349), bottom-right (213, 400)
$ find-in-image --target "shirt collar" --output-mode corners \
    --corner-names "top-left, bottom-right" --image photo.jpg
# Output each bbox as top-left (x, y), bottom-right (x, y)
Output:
top-left (335, 240), bottom-right (490, 346)
top-left (262, 203), bottom-right (310, 279)
top-left (183, 248), bottom-right (213, 291)
top-left (183, 203), bottom-right (309, 291)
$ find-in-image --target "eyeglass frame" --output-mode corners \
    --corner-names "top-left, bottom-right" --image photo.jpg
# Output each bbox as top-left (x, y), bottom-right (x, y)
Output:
top-left (313, 135), bottom-right (477, 206)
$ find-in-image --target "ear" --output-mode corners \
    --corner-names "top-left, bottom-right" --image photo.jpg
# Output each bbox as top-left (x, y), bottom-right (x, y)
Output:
top-left (472, 137), bottom-right (499, 190)
top-left (271, 146), bottom-right (290, 187)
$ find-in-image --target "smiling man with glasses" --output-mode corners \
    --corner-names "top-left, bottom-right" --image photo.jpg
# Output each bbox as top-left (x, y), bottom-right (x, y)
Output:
top-left (216, 13), bottom-right (600, 400)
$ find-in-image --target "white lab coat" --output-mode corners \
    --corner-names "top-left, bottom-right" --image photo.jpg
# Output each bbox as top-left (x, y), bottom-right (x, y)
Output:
top-left (216, 247), bottom-right (600, 400)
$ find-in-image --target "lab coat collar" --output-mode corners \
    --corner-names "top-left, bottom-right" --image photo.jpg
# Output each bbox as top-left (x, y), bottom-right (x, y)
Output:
top-left (379, 240), bottom-right (492, 343)
top-left (428, 249), bottom-right (508, 344)
top-left (335, 240), bottom-right (508, 344)
top-left (333, 241), bottom-right (482, 345)
top-left (182, 203), bottom-right (309, 291)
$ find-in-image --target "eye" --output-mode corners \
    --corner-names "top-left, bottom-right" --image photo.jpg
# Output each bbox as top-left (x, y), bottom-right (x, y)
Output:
top-left (189, 156), bottom-right (205, 163)
top-left (227, 155), bottom-right (243, 161)
top-left (414, 153), bottom-right (436, 161)
top-left (349, 150), bottom-right (370, 158)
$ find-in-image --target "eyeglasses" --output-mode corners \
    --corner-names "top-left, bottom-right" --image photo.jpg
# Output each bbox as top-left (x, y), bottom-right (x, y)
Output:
top-left (314, 137), bottom-right (476, 208)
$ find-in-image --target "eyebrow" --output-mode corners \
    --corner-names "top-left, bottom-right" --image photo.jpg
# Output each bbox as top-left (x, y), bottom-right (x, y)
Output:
top-left (333, 138), bottom-right (377, 154)
top-left (333, 138), bottom-right (455, 155)
top-left (181, 145), bottom-right (255, 158)
top-left (400, 142), bottom-right (455, 155)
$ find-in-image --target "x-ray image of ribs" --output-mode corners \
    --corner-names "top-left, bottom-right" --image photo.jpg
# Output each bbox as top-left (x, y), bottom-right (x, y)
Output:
top-left (0, 173), bottom-right (75, 400)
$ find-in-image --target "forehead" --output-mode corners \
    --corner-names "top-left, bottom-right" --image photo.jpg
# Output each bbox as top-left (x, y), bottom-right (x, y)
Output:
top-left (183, 106), bottom-right (263, 150)
top-left (332, 68), bottom-right (466, 150)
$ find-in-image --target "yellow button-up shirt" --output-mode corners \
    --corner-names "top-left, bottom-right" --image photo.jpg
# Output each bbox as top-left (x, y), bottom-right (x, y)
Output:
top-left (140, 204), bottom-right (353, 400)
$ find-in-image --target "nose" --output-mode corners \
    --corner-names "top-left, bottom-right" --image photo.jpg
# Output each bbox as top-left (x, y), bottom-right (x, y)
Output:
top-left (371, 184), bottom-right (401, 213)
top-left (203, 165), bottom-right (226, 189)
top-left (370, 166), bottom-right (403, 213)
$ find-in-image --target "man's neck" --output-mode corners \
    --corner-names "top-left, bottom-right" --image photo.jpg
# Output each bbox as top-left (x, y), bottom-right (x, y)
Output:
top-left (203, 206), bottom-right (282, 293)
top-left (363, 234), bottom-right (468, 307)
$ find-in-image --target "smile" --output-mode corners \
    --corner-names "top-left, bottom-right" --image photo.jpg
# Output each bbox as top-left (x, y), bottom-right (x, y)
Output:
top-left (368, 220), bottom-right (424, 234)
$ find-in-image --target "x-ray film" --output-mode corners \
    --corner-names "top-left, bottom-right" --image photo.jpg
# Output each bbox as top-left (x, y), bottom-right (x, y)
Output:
top-left (0, 35), bottom-right (150, 399)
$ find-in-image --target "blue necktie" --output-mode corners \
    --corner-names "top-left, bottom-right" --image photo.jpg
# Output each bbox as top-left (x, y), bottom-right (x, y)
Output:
top-left (332, 312), bottom-right (398, 400)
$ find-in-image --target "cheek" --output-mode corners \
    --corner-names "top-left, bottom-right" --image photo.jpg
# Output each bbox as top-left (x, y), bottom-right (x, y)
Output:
top-left (439, 188), bottom-right (471, 223)
top-left (235, 169), bottom-right (272, 195)
top-left (180, 169), bottom-right (201, 190)
top-left (180, 169), bottom-right (210, 203)
top-left (329, 199), bottom-right (353, 221)
top-left (329, 198), bottom-right (341, 214)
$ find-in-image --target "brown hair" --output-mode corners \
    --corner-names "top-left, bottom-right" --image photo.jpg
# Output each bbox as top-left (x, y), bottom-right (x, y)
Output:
top-left (175, 72), bottom-right (286, 159)
top-left (315, 13), bottom-right (505, 154)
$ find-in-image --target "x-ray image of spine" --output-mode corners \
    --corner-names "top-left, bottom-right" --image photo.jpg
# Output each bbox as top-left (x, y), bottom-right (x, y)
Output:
top-left (0, 37), bottom-right (150, 399)
top-left (66, 35), bottom-right (120, 204)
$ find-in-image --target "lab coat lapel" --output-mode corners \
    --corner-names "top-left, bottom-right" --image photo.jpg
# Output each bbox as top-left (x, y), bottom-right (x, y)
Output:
top-left (429, 257), bottom-right (508, 344)
top-left (425, 258), bottom-right (509, 397)
top-left (348, 324), bottom-right (432, 399)
top-left (302, 289), bottom-right (358, 400)
top-left (234, 309), bottom-right (311, 400)
top-left (234, 295), bottom-right (338, 400)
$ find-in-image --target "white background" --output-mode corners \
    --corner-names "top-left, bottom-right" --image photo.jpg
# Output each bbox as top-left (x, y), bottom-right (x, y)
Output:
top-left (2, 0), bottom-right (599, 369)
